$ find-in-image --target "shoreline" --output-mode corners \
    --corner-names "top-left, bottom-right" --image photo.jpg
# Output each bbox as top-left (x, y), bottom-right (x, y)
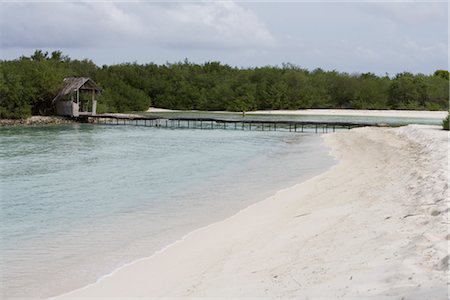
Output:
top-left (0, 116), bottom-right (76, 126)
top-left (50, 136), bottom-right (336, 299)
top-left (247, 109), bottom-right (447, 119)
top-left (2, 109), bottom-right (446, 127)
top-left (3, 124), bottom-right (334, 300)
top-left (53, 124), bottom-right (448, 299)
top-left (147, 107), bottom-right (448, 119)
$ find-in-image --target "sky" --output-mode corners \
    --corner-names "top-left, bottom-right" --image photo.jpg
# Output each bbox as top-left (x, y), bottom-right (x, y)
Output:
top-left (0, 0), bottom-right (448, 75)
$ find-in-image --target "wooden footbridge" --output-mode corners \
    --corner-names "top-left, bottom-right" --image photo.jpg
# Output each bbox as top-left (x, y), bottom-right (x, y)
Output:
top-left (79, 114), bottom-right (381, 133)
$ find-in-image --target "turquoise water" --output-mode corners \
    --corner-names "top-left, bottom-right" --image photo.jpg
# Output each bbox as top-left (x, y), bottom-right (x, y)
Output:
top-left (1, 124), bottom-right (335, 299)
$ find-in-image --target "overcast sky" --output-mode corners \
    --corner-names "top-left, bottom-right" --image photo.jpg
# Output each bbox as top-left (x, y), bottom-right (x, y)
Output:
top-left (0, 0), bottom-right (448, 75)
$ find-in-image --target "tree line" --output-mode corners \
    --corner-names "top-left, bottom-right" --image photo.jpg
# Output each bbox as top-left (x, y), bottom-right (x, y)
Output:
top-left (1, 50), bottom-right (448, 119)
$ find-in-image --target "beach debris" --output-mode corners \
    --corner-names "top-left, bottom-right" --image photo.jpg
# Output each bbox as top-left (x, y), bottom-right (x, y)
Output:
top-left (294, 212), bottom-right (311, 218)
top-left (402, 214), bottom-right (418, 219)
top-left (436, 255), bottom-right (449, 271)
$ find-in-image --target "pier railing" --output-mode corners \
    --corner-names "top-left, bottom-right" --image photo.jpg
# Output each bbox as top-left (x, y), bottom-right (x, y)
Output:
top-left (81, 114), bottom-right (381, 133)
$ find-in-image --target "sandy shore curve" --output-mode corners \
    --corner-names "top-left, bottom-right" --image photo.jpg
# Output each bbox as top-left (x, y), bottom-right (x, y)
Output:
top-left (53, 125), bottom-right (449, 299)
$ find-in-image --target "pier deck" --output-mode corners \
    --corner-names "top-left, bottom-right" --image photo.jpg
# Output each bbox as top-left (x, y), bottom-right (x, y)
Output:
top-left (79, 114), bottom-right (384, 133)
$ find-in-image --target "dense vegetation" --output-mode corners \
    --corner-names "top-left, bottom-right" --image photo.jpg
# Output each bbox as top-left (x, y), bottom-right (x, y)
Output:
top-left (1, 50), bottom-right (449, 119)
top-left (443, 113), bottom-right (449, 130)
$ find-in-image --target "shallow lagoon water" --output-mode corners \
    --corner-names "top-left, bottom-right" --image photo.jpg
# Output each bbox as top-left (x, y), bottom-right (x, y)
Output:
top-left (1, 124), bottom-right (335, 299)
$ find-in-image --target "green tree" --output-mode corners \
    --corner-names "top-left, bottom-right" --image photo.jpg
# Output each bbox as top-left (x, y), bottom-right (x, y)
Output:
top-left (0, 72), bottom-right (32, 118)
top-left (389, 73), bottom-right (421, 109)
top-left (434, 70), bottom-right (449, 80)
top-left (1, 50), bottom-right (448, 119)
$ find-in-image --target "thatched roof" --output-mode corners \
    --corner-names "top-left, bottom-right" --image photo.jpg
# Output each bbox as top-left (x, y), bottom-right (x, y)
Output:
top-left (53, 77), bottom-right (101, 103)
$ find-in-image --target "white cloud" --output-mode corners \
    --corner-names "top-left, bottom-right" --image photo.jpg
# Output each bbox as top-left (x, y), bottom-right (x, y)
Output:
top-left (0, 1), bottom-right (446, 74)
top-left (359, 2), bottom-right (447, 26)
top-left (0, 1), bottom-right (275, 50)
top-left (158, 1), bottom-right (275, 49)
top-left (354, 46), bottom-right (378, 60)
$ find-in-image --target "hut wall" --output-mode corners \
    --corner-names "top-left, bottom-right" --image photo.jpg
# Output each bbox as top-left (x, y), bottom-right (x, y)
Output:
top-left (55, 101), bottom-right (72, 116)
top-left (55, 101), bottom-right (78, 117)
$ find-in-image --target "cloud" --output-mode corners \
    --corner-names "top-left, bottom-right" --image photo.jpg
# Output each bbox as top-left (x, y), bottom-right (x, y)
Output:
top-left (0, 1), bottom-right (275, 50)
top-left (281, 2), bottom-right (448, 73)
top-left (358, 2), bottom-right (447, 26)
top-left (152, 1), bottom-right (275, 49)
top-left (0, 1), bottom-right (446, 74)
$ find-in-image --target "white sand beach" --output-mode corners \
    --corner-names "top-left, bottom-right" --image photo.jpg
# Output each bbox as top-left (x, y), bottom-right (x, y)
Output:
top-left (146, 107), bottom-right (180, 113)
top-left (248, 109), bottom-right (448, 119)
top-left (146, 107), bottom-right (448, 120)
top-left (54, 125), bottom-right (449, 299)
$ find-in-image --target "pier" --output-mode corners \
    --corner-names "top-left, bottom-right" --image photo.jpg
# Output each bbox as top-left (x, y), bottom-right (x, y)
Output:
top-left (80, 114), bottom-right (381, 133)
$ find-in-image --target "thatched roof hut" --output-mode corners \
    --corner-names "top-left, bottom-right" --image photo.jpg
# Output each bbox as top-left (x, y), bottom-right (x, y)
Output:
top-left (53, 77), bottom-right (101, 117)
